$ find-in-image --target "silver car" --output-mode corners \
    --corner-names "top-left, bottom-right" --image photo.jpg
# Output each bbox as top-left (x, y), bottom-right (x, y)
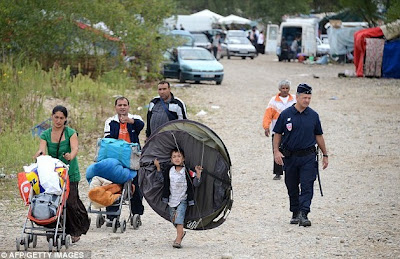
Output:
top-left (220, 36), bottom-right (257, 59)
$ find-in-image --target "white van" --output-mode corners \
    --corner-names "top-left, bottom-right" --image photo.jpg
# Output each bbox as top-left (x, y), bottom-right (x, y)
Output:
top-left (273, 18), bottom-right (319, 60)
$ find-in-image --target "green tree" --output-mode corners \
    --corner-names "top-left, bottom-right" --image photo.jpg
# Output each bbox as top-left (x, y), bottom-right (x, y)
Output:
top-left (0, 0), bottom-right (175, 79)
top-left (386, 0), bottom-right (400, 22)
top-left (339, 0), bottom-right (385, 26)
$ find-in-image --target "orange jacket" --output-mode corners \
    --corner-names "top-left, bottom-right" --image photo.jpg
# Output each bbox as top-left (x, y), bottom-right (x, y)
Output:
top-left (263, 93), bottom-right (296, 133)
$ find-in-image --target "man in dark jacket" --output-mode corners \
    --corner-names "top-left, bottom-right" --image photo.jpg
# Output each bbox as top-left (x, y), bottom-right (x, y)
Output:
top-left (146, 81), bottom-right (187, 138)
top-left (103, 96), bottom-right (145, 226)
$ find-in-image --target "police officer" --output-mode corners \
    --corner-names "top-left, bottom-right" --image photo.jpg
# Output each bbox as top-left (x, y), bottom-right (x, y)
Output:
top-left (273, 83), bottom-right (328, 227)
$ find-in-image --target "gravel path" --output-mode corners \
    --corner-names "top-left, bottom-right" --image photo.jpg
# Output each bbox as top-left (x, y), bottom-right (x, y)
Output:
top-left (1, 55), bottom-right (400, 258)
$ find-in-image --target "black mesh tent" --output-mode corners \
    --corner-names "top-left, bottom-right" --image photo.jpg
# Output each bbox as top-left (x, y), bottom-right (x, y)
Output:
top-left (138, 120), bottom-right (233, 230)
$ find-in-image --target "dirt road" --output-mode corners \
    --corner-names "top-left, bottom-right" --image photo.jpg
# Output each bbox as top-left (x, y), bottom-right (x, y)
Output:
top-left (2, 54), bottom-right (400, 258)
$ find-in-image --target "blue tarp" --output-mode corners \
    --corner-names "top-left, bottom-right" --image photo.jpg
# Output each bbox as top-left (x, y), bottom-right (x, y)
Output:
top-left (382, 39), bottom-right (400, 79)
top-left (327, 26), bottom-right (364, 55)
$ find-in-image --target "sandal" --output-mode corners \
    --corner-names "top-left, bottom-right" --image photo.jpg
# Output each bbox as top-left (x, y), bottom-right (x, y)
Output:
top-left (172, 242), bottom-right (182, 249)
top-left (71, 236), bottom-right (80, 243)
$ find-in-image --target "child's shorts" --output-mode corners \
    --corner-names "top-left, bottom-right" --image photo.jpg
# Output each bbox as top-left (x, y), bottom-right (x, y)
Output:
top-left (169, 200), bottom-right (187, 225)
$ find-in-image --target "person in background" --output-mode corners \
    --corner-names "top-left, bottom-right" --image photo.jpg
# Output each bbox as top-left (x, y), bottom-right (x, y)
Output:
top-left (257, 30), bottom-right (265, 54)
top-left (212, 33), bottom-right (222, 60)
top-left (263, 80), bottom-right (296, 180)
top-left (34, 105), bottom-right (90, 243)
top-left (291, 35), bottom-right (301, 60)
top-left (146, 81), bottom-right (187, 138)
top-left (250, 26), bottom-right (259, 53)
top-left (280, 37), bottom-right (290, 62)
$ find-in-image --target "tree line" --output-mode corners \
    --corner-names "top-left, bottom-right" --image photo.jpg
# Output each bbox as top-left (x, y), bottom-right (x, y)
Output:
top-left (1, 0), bottom-right (398, 80)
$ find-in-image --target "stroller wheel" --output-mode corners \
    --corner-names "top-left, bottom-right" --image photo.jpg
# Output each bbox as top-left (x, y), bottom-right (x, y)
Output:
top-left (65, 235), bottom-right (71, 249)
top-left (48, 238), bottom-right (53, 252)
top-left (120, 219), bottom-right (126, 233)
top-left (132, 214), bottom-right (140, 230)
top-left (112, 218), bottom-right (118, 233)
top-left (32, 235), bottom-right (37, 248)
top-left (96, 214), bottom-right (105, 228)
top-left (57, 237), bottom-right (62, 252)
top-left (24, 236), bottom-right (29, 251)
top-left (16, 237), bottom-right (21, 251)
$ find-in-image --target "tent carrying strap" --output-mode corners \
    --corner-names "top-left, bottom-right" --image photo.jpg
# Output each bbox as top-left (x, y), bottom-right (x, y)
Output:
top-left (170, 131), bottom-right (230, 185)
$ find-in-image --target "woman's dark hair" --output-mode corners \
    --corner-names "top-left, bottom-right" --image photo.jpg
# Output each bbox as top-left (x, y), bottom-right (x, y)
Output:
top-left (52, 105), bottom-right (68, 118)
top-left (170, 148), bottom-right (184, 158)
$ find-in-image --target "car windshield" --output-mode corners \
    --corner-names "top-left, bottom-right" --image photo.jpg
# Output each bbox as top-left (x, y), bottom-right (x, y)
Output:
top-left (180, 49), bottom-right (214, 60)
top-left (228, 37), bottom-right (251, 44)
top-left (172, 35), bottom-right (194, 46)
top-left (193, 34), bottom-right (209, 43)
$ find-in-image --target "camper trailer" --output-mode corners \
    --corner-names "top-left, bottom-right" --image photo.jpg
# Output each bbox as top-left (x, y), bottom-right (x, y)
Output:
top-left (275, 18), bottom-right (319, 60)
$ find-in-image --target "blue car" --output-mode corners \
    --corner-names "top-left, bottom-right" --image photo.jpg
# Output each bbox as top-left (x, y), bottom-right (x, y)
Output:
top-left (162, 46), bottom-right (224, 85)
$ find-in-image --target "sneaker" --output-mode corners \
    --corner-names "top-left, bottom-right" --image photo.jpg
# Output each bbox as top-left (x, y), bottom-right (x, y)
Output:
top-left (273, 175), bottom-right (281, 180)
top-left (299, 211), bottom-right (311, 227)
top-left (290, 211), bottom-right (299, 224)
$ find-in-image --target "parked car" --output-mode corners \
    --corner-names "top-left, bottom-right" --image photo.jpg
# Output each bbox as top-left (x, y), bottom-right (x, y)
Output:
top-left (226, 30), bottom-right (247, 37)
top-left (191, 32), bottom-right (212, 51)
top-left (220, 36), bottom-right (257, 59)
top-left (316, 37), bottom-right (330, 56)
top-left (162, 46), bottom-right (224, 85)
top-left (170, 30), bottom-right (195, 47)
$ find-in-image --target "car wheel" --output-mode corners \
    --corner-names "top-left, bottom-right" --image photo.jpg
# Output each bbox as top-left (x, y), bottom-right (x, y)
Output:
top-left (216, 81), bottom-right (222, 85)
top-left (241, 56), bottom-right (246, 59)
top-left (195, 81), bottom-right (200, 84)
top-left (178, 71), bottom-right (185, 83)
top-left (278, 55), bottom-right (283, 62)
top-left (250, 56), bottom-right (254, 59)
top-left (227, 51), bottom-right (231, 59)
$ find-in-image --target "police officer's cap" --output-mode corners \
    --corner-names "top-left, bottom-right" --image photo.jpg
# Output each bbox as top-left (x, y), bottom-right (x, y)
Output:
top-left (297, 83), bottom-right (312, 94)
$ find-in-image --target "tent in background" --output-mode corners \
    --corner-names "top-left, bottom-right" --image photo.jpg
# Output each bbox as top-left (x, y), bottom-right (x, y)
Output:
top-left (326, 22), bottom-right (368, 56)
top-left (353, 19), bottom-right (400, 78)
top-left (164, 15), bottom-right (216, 32)
top-left (191, 9), bottom-right (223, 21)
top-left (382, 39), bottom-right (400, 79)
top-left (218, 14), bottom-right (252, 25)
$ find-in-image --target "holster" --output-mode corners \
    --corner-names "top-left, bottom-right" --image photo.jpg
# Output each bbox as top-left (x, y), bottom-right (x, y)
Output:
top-left (279, 146), bottom-right (292, 157)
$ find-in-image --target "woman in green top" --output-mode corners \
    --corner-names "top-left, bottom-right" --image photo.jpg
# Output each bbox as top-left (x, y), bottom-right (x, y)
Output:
top-left (34, 105), bottom-right (90, 243)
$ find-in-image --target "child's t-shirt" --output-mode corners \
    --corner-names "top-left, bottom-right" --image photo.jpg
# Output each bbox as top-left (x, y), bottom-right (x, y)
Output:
top-left (168, 166), bottom-right (187, 207)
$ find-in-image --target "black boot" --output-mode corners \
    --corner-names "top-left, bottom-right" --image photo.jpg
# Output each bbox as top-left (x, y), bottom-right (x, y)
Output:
top-left (290, 211), bottom-right (299, 224)
top-left (299, 211), bottom-right (311, 227)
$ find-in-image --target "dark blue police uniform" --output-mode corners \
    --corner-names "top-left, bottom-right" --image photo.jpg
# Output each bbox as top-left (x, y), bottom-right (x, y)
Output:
top-left (273, 104), bottom-right (323, 214)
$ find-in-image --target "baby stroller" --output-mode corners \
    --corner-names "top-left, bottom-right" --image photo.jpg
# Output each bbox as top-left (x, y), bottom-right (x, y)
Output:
top-left (87, 178), bottom-right (142, 233)
top-left (16, 158), bottom-right (70, 252)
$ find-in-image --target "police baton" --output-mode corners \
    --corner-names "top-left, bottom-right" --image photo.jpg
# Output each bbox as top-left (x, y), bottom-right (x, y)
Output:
top-left (316, 146), bottom-right (323, 197)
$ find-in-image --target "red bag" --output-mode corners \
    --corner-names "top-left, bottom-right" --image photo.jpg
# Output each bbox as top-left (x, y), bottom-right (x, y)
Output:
top-left (17, 172), bottom-right (31, 206)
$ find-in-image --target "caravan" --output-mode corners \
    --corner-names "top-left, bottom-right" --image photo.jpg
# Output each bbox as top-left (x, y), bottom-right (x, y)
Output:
top-left (273, 18), bottom-right (320, 60)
